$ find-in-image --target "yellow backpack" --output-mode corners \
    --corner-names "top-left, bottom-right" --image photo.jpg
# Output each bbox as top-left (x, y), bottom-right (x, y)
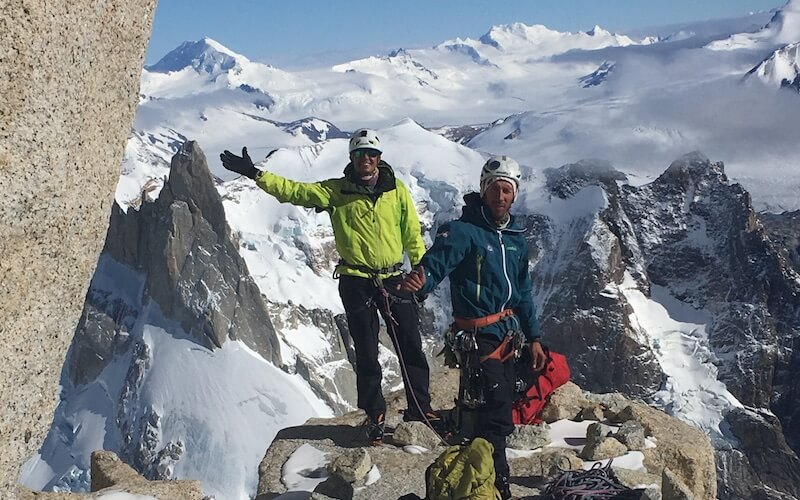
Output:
top-left (425, 437), bottom-right (501, 500)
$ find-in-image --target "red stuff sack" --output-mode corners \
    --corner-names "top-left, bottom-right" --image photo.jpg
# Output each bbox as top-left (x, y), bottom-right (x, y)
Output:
top-left (511, 347), bottom-right (570, 425)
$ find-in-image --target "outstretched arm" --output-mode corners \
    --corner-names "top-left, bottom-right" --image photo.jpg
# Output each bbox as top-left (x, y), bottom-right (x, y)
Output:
top-left (221, 147), bottom-right (333, 209)
top-left (255, 171), bottom-right (334, 210)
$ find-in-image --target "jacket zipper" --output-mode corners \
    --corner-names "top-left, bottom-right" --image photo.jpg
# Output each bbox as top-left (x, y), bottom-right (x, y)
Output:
top-left (476, 253), bottom-right (483, 301)
top-left (498, 231), bottom-right (513, 311)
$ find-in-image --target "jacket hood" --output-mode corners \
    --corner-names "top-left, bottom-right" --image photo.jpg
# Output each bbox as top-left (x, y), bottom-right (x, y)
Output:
top-left (461, 192), bottom-right (524, 232)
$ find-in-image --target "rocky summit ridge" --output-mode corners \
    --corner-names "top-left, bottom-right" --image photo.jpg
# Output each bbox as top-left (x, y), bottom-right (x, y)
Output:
top-left (257, 368), bottom-right (716, 500)
top-left (33, 144), bottom-right (800, 499)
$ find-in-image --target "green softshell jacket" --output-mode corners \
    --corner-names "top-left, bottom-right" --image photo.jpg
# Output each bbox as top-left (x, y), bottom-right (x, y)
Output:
top-left (419, 192), bottom-right (540, 342)
top-left (255, 161), bottom-right (425, 279)
top-left (426, 437), bottom-right (501, 500)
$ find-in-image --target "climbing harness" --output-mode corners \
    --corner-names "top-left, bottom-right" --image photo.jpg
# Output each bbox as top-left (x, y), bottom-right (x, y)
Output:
top-left (453, 309), bottom-right (515, 331)
top-left (445, 311), bottom-right (522, 442)
top-left (333, 259), bottom-right (403, 279)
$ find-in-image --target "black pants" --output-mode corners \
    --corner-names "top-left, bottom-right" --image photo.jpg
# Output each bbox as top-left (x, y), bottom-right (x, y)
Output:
top-left (476, 334), bottom-right (515, 482)
top-left (338, 275), bottom-right (432, 418)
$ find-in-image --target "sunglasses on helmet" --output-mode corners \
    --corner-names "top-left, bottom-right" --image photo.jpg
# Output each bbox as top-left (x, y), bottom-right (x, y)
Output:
top-left (352, 148), bottom-right (381, 158)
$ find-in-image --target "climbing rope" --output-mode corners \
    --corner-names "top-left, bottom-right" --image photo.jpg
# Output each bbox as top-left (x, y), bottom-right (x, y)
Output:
top-left (541, 460), bottom-right (639, 500)
top-left (374, 279), bottom-right (452, 448)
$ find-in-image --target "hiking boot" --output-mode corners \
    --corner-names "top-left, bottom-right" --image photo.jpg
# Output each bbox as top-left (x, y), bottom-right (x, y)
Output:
top-left (365, 413), bottom-right (385, 445)
top-left (403, 409), bottom-right (449, 434)
top-left (402, 409), bottom-right (441, 423)
top-left (496, 474), bottom-right (512, 500)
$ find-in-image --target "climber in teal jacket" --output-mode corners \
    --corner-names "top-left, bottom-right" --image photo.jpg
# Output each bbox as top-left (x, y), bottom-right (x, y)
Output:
top-left (415, 191), bottom-right (540, 343)
top-left (399, 155), bottom-right (544, 500)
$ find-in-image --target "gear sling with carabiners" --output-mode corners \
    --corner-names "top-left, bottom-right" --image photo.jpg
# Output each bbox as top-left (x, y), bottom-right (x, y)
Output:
top-left (444, 308), bottom-right (523, 441)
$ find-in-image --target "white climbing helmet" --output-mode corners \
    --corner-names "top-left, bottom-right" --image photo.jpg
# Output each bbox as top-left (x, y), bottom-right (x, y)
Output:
top-left (349, 128), bottom-right (382, 153)
top-left (480, 156), bottom-right (521, 198)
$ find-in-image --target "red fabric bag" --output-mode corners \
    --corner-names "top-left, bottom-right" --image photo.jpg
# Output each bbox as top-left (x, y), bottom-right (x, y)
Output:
top-left (511, 348), bottom-right (570, 425)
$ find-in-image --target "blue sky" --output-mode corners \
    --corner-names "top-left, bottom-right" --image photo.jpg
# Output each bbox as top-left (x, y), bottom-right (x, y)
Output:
top-left (146, 0), bottom-right (783, 68)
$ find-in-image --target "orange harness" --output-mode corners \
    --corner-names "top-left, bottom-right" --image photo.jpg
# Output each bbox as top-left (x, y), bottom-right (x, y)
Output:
top-left (452, 309), bottom-right (517, 363)
top-left (453, 309), bottom-right (514, 331)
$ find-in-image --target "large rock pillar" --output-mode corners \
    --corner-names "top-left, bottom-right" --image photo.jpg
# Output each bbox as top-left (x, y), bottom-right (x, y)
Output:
top-left (0, 0), bottom-right (157, 492)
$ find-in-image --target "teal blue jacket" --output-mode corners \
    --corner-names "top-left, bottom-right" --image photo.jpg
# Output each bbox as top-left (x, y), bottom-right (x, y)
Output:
top-left (419, 193), bottom-right (540, 341)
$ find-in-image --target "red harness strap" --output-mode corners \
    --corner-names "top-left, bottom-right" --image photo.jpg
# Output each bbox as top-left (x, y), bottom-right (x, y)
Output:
top-left (479, 334), bottom-right (516, 363)
top-left (453, 309), bottom-right (515, 331)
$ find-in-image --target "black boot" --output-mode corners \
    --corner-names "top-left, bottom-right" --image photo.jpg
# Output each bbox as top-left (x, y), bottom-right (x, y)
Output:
top-left (496, 473), bottom-right (512, 500)
top-left (365, 412), bottom-right (385, 445)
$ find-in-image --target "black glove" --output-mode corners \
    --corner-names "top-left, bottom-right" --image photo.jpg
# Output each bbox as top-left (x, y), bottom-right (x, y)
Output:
top-left (220, 147), bottom-right (259, 179)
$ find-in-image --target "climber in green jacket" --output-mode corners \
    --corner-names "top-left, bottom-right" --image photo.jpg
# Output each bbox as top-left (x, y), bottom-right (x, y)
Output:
top-left (220, 129), bottom-right (438, 445)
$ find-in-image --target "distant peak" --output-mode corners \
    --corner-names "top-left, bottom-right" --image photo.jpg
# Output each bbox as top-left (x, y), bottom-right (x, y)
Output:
top-left (586, 25), bottom-right (610, 36)
top-left (394, 117), bottom-right (422, 128)
top-left (479, 22), bottom-right (559, 49)
top-left (146, 38), bottom-right (248, 74)
top-left (761, 0), bottom-right (800, 44)
top-left (200, 37), bottom-right (240, 57)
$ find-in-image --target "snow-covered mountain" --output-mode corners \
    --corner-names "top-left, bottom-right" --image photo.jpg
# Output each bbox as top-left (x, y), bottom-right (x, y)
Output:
top-left (130, 16), bottom-right (800, 211)
top-left (747, 41), bottom-right (800, 89)
top-left (477, 23), bottom-right (643, 57)
top-left (140, 37), bottom-right (298, 100)
top-left (26, 6), bottom-right (800, 499)
top-left (707, 0), bottom-right (800, 50)
top-left (147, 37), bottom-right (243, 75)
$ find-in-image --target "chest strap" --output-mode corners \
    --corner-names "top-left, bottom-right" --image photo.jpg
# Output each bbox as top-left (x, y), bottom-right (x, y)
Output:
top-left (453, 309), bottom-right (515, 331)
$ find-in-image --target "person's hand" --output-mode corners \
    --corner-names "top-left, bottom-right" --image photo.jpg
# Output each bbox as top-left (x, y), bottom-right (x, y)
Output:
top-left (220, 147), bottom-right (259, 179)
top-left (530, 340), bottom-right (547, 372)
top-left (397, 266), bottom-right (426, 292)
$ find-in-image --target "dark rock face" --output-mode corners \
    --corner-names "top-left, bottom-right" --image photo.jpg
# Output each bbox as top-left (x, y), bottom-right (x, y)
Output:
top-left (760, 210), bottom-right (800, 275)
top-left (544, 159), bottom-right (628, 199)
top-left (70, 141), bottom-right (282, 385)
top-left (618, 154), bottom-right (800, 455)
top-left (69, 274), bottom-right (139, 386)
top-left (53, 142), bottom-right (287, 485)
top-left (579, 61), bottom-right (615, 88)
top-left (720, 406), bottom-right (800, 500)
top-left (532, 162), bottom-right (663, 398)
top-left (621, 154), bottom-right (779, 408)
top-left (528, 152), bottom-right (800, 499)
